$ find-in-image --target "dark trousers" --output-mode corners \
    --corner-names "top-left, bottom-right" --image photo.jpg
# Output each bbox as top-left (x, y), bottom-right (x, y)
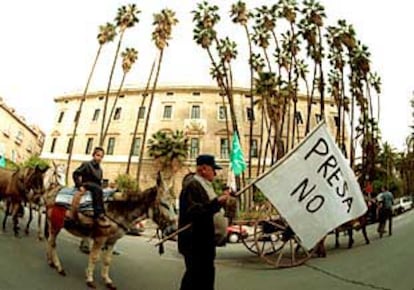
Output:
top-left (83, 183), bottom-right (105, 218)
top-left (180, 253), bottom-right (215, 290)
top-left (378, 207), bottom-right (392, 235)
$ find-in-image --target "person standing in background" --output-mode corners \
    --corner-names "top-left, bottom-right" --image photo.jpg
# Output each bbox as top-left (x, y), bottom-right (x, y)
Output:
top-left (376, 186), bottom-right (394, 237)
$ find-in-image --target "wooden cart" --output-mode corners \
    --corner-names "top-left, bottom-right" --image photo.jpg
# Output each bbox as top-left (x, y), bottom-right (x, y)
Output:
top-left (232, 202), bottom-right (316, 268)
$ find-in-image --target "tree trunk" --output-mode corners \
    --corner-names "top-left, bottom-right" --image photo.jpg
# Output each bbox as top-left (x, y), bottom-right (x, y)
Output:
top-left (317, 27), bottom-right (325, 120)
top-left (126, 60), bottom-right (156, 174)
top-left (102, 73), bottom-right (127, 141)
top-left (256, 107), bottom-right (266, 177)
top-left (305, 63), bottom-right (318, 134)
top-left (136, 49), bottom-right (164, 183)
top-left (245, 24), bottom-right (254, 210)
top-left (100, 31), bottom-right (125, 146)
top-left (65, 45), bottom-right (103, 182)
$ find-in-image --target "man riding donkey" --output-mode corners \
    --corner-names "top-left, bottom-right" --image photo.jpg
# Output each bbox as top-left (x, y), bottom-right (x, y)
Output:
top-left (72, 146), bottom-right (110, 227)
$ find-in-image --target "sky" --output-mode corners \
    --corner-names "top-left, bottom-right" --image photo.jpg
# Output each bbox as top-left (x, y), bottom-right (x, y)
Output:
top-left (0, 0), bottom-right (412, 150)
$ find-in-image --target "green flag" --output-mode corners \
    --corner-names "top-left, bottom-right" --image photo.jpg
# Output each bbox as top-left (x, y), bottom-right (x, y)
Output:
top-left (0, 156), bottom-right (5, 168)
top-left (230, 132), bottom-right (246, 176)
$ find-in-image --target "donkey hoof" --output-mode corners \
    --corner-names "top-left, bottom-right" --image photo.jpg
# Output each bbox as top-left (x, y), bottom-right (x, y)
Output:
top-left (48, 261), bottom-right (55, 269)
top-left (86, 281), bottom-right (96, 289)
top-left (106, 283), bottom-right (117, 290)
top-left (58, 269), bottom-right (66, 276)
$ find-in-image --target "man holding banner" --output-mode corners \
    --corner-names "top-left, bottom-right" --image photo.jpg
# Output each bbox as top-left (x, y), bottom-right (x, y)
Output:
top-left (178, 154), bottom-right (229, 290)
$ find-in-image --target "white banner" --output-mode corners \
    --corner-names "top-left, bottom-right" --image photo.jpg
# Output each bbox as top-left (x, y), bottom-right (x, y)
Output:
top-left (255, 122), bottom-right (367, 250)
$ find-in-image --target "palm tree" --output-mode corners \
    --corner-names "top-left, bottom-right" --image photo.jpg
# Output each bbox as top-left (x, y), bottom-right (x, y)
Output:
top-left (99, 3), bottom-right (140, 146)
top-left (254, 4), bottom-right (281, 75)
top-left (254, 71), bottom-right (278, 173)
top-left (335, 19), bottom-right (358, 166)
top-left (102, 47), bottom-right (138, 141)
top-left (147, 130), bottom-right (189, 180)
top-left (377, 142), bottom-right (398, 188)
top-left (193, 2), bottom-right (245, 194)
top-left (147, 130), bottom-right (189, 196)
top-left (193, 2), bottom-right (241, 139)
top-left (298, 0), bottom-right (326, 134)
top-left (65, 22), bottom-right (117, 181)
top-left (136, 8), bottom-right (178, 183)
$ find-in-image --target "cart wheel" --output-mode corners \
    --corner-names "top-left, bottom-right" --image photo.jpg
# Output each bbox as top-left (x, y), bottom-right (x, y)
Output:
top-left (240, 225), bottom-right (261, 255)
top-left (254, 217), bottom-right (314, 268)
top-left (240, 218), bottom-right (283, 255)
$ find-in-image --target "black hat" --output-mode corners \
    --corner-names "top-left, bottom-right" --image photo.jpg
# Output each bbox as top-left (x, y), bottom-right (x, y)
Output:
top-left (196, 154), bottom-right (222, 170)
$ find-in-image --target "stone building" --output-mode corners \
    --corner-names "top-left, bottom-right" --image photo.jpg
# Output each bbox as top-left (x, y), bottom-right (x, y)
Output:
top-left (0, 97), bottom-right (45, 164)
top-left (41, 85), bottom-right (342, 188)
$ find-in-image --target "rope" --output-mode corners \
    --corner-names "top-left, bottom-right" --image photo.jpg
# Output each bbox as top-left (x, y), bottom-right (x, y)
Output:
top-left (104, 214), bottom-right (129, 232)
top-left (304, 264), bottom-right (392, 290)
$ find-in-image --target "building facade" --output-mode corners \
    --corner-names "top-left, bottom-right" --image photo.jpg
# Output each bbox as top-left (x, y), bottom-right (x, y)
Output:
top-left (41, 85), bottom-right (342, 189)
top-left (0, 97), bottom-right (45, 164)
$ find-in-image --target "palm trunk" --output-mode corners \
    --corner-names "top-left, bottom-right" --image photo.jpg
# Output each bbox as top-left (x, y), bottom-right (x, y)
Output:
top-left (271, 30), bottom-right (282, 78)
top-left (227, 62), bottom-right (234, 155)
top-left (136, 49), bottom-right (164, 183)
top-left (100, 31), bottom-right (125, 146)
top-left (126, 59), bottom-right (156, 174)
top-left (65, 45), bottom-right (103, 182)
top-left (287, 25), bottom-right (299, 151)
top-left (302, 76), bottom-right (310, 138)
top-left (206, 47), bottom-right (241, 192)
top-left (245, 24), bottom-right (254, 209)
top-left (102, 73), bottom-right (127, 141)
top-left (317, 27), bottom-right (325, 119)
top-left (206, 48), bottom-right (232, 154)
top-left (221, 94), bottom-right (231, 154)
top-left (291, 91), bottom-right (298, 149)
top-left (261, 103), bottom-right (273, 173)
top-left (305, 63), bottom-right (318, 134)
top-left (350, 86), bottom-right (356, 168)
top-left (219, 63), bottom-right (240, 138)
top-left (256, 106), bottom-right (266, 177)
top-left (263, 48), bottom-right (272, 72)
top-left (340, 69), bottom-right (347, 155)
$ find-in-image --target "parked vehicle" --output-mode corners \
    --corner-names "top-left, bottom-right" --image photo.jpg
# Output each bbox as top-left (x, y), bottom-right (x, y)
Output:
top-left (227, 224), bottom-right (249, 243)
top-left (392, 196), bottom-right (413, 215)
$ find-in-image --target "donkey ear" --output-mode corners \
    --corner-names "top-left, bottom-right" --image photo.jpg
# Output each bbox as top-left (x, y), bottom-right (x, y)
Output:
top-left (36, 164), bottom-right (49, 173)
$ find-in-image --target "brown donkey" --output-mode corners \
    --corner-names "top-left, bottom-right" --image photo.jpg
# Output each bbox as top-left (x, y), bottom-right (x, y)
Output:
top-left (45, 173), bottom-right (177, 290)
top-left (0, 165), bottom-right (48, 237)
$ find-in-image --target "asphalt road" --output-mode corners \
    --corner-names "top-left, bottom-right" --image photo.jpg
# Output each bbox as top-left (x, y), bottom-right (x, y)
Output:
top-left (0, 209), bottom-right (413, 290)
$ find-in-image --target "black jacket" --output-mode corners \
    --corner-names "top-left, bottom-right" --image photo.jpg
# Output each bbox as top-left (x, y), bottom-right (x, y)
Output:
top-left (178, 174), bottom-right (221, 258)
top-left (72, 160), bottom-right (103, 188)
